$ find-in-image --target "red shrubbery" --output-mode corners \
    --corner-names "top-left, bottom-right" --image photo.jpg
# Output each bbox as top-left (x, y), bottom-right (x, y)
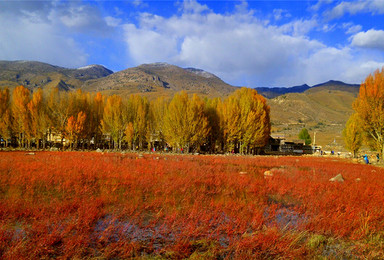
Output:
top-left (1, 152), bottom-right (384, 258)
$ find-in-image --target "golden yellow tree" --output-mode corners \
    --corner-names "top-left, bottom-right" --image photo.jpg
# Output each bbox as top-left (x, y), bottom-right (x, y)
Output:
top-left (65, 111), bottom-right (87, 150)
top-left (163, 91), bottom-right (209, 152)
top-left (90, 92), bottom-right (104, 148)
top-left (28, 88), bottom-right (49, 149)
top-left (187, 94), bottom-right (210, 152)
top-left (128, 95), bottom-right (149, 150)
top-left (343, 113), bottom-right (362, 157)
top-left (12, 86), bottom-right (31, 148)
top-left (101, 95), bottom-right (125, 149)
top-left (124, 122), bottom-right (134, 150)
top-left (47, 87), bottom-right (71, 146)
top-left (149, 97), bottom-right (168, 149)
top-left (222, 94), bottom-right (241, 152)
top-left (205, 97), bottom-right (223, 153)
top-left (223, 88), bottom-right (270, 154)
top-left (0, 88), bottom-right (12, 147)
top-left (353, 68), bottom-right (384, 156)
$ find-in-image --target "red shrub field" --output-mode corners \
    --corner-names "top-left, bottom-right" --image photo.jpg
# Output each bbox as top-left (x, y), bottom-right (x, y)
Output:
top-left (1, 152), bottom-right (384, 259)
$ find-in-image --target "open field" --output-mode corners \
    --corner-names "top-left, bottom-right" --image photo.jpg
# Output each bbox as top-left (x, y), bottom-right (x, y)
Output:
top-left (1, 152), bottom-right (384, 259)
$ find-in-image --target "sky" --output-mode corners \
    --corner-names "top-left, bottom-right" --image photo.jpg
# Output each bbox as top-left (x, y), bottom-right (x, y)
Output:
top-left (1, 0), bottom-right (384, 87)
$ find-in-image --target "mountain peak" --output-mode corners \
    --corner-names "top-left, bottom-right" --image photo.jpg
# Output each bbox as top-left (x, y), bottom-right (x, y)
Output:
top-left (140, 62), bottom-right (172, 68)
top-left (184, 67), bottom-right (218, 79)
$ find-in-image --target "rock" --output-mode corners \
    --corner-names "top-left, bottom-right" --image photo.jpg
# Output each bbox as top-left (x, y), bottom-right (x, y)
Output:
top-left (50, 147), bottom-right (59, 151)
top-left (239, 171), bottom-right (248, 175)
top-left (329, 174), bottom-right (344, 182)
top-left (264, 170), bottom-right (273, 178)
top-left (26, 152), bottom-right (35, 155)
top-left (355, 178), bottom-right (361, 182)
top-left (96, 148), bottom-right (102, 153)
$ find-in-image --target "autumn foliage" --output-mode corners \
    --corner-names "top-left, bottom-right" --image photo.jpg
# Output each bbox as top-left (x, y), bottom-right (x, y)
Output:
top-left (353, 68), bottom-right (384, 155)
top-left (1, 152), bottom-right (384, 258)
top-left (0, 86), bottom-right (270, 154)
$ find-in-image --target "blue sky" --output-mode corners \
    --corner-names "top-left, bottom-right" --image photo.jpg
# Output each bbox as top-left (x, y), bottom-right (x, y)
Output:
top-left (1, 0), bottom-right (384, 87)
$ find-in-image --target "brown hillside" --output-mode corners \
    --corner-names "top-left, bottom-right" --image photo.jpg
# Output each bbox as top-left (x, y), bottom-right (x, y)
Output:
top-left (269, 84), bottom-right (359, 148)
top-left (0, 60), bottom-right (113, 91)
top-left (81, 63), bottom-right (237, 99)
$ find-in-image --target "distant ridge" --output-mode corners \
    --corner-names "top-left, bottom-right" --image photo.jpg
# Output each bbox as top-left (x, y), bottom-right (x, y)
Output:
top-left (255, 80), bottom-right (359, 98)
top-left (255, 84), bottom-right (310, 99)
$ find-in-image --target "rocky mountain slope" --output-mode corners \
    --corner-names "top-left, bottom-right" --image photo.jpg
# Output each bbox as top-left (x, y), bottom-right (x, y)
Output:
top-left (0, 60), bottom-right (113, 91)
top-left (81, 62), bottom-right (237, 99)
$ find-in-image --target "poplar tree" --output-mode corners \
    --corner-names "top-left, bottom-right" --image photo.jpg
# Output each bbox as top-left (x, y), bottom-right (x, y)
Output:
top-left (28, 88), bottom-right (49, 149)
top-left (343, 113), bottom-right (362, 157)
top-left (163, 91), bottom-right (209, 152)
top-left (0, 88), bottom-right (12, 147)
top-left (223, 88), bottom-right (270, 154)
top-left (12, 86), bottom-right (31, 148)
top-left (353, 68), bottom-right (384, 156)
top-left (101, 95), bottom-right (125, 149)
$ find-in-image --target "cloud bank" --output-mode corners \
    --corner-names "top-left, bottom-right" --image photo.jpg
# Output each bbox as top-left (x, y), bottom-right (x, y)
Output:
top-left (123, 0), bottom-right (383, 86)
top-left (1, 0), bottom-right (384, 87)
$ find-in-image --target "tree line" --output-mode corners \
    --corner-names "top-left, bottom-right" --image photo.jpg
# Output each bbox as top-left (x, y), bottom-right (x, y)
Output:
top-left (0, 86), bottom-right (271, 154)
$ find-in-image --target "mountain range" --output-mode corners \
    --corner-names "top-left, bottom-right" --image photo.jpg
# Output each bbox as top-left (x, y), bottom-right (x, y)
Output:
top-left (0, 60), bottom-right (361, 148)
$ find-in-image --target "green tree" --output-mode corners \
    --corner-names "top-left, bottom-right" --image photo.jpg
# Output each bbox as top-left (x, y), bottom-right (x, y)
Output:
top-left (343, 113), bottom-right (362, 157)
top-left (298, 128), bottom-right (311, 145)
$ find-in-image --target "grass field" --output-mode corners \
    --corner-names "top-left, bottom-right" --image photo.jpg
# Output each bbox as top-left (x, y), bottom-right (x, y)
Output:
top-left (1, 152), bottom-right (384, 259)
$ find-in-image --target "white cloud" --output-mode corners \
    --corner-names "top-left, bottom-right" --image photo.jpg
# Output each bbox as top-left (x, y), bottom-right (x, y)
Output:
top-left (123, 3), bottom-right (331, 86)
top-left (105, 16), bottom-right (122, 27)
top-left (309, 0), bottom-right (334, 12)
top-left (325, 0), bottom-right (384, 20)
top-left (0, 1), bottom-right (118, 68)
top-left (273, 9), bottom-right (291, 21)
top-left (122, 1), bottom-right (384, 86)
top-left (342, 22), bottom-right (362, 34)
top-left (0, 14), bottom-right (87, 68)
top-left (179, 0), bottom-right (210, 14)
top-left (50, 3), bottom-right (114, 37)
top-left (351, 29), bottom-right (384, 50)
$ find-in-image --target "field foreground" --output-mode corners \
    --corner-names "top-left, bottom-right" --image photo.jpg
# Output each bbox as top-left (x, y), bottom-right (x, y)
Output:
top-left (1, 152), bottom-right (384, 259)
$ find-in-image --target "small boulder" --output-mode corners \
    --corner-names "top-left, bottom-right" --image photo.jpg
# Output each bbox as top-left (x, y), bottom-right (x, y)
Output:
top-left (96, 148), bottom-right (103, 153)
top-left (329, 174), bottom-right (344, 182)
top-left (239, 171), bottom-right (248, 175)
top-left (264, 170), bottom-right (273, 178)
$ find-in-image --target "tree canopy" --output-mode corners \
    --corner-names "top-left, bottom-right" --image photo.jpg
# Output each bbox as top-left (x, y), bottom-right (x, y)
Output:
top-left (298, 128), bottom-right (311, 145)
top-left (353, 68), bottom-right (384, 156)
top-left (0, 86), bottom-right (271, 154)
